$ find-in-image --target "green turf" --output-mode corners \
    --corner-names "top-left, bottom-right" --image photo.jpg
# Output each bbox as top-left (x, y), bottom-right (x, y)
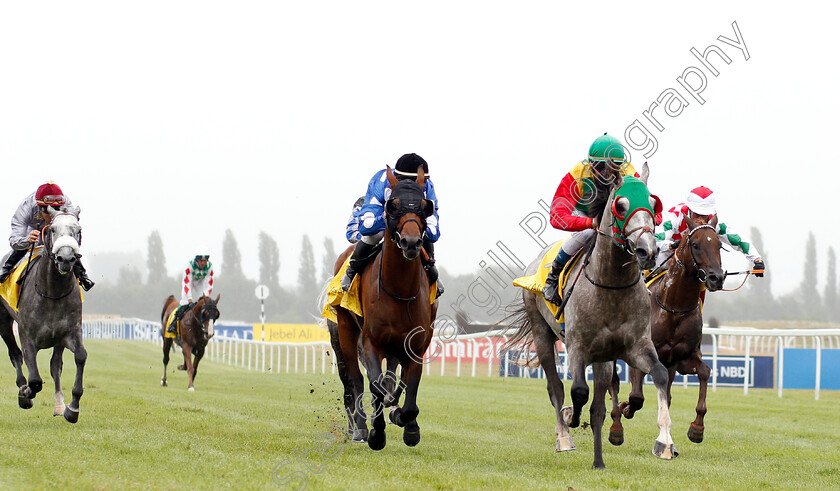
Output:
top-left (0, 340), bottom-right (838, 490)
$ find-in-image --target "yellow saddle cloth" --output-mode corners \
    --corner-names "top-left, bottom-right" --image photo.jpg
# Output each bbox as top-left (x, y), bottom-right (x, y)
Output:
top-left (163, 309), bottom-right (180, 339)
top-left (321, 255), bottom-right (438, 324)
top-left (512, 240), bottom-right (583, 323)
top-left (0, 248), bottom-right (84, 313)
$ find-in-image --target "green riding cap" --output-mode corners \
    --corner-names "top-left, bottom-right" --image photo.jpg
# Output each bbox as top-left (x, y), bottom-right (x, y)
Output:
top-left (588, 133), bottom-right (626, 163)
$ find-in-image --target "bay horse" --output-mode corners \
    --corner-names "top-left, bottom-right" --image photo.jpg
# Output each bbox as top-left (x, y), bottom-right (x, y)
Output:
top-left (0, 208), bottom-right (86, 423)
top-left (334, 166), bottom-right (437, 450)
top-left (506, 164), bottom-right (677, 469)
top-left (325, 245), bottom-right (401, 443)
top-left (612, 213), bottom-right (724, 444)
top-left (160, 294), bottom-right (220, 391)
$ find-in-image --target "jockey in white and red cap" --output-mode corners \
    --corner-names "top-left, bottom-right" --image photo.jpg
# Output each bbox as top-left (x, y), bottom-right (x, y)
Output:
top-left (167, 248), bottom-right (215, 334)
top-left (0, 181), bottom-right (95, 290)
top-left (655, 186), bottom-right (765, 275)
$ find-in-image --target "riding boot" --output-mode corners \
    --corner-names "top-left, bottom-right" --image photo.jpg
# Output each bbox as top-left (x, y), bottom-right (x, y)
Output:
top-left (542, 249), bottom-right (572, 307)
top-left (0, 249), bottom-right (27, 284)
top-left (167, 304), bottom-right (189, 334)
top-left (340, 240), bottom-right (378, 291)
top-left (73, 258), bottom-right (95, 291)
top-left (422, 238), bottom-right (444, 298)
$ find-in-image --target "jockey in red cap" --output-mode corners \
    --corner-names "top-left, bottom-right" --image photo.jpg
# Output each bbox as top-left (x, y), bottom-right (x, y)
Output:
top-left (655, 185), bottom-right (765, 275)
top-left (0, 182), bottom-right (95, 290)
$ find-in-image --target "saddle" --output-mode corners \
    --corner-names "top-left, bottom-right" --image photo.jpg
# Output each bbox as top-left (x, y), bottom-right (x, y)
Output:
top-left (0, 248), bottom-right (47, 313)
top-left (322, 250), bottom-right (438, 324)
top-left (512, 238), bottom-right (586, 324)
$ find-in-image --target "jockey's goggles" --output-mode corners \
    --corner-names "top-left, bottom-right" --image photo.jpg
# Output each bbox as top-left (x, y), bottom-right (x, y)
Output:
top-left (37, 195), bottom-right (65, 206)
top-left (195, 255), bottom-right (209, 261)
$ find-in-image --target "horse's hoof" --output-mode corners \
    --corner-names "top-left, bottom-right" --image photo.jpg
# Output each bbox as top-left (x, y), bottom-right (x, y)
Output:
top-left (609, 429), bottom-right (624, 446)
top-left (687, 423), bottom-right (704, 443)
top-left (368, 428), bottom-right (386, 451)
top-left (561, 406), bottom-right (574, 425)
top-left (619, 401), bottom-right (635, 419)
top-left (555, 436), bottom-right (575, 452)
top-left (652, 441), bottom-right (678, 460)
top-left (188, 387), bottom-right (195, 392)
top-left (177, 364), bottom-right (186, 371)
top-left (161, 379), bottom-right (168, 387)
top-left (18, 394), bottom-right (33, 410)
top-left (63, 406), bottom-right (80, 424)
top-left (352, 429), bottom-right (369, 443)
top-left (20, 386), bottom-right (34, 399)
top-left (403, 429), bottom-right (421, 447)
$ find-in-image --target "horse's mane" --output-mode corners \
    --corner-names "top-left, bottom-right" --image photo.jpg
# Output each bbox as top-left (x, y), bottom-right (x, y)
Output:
top-left (583, 167), bottom-right (622, 218)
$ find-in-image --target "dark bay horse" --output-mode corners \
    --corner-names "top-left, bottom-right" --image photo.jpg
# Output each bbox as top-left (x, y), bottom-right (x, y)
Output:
top-left (0, 208), bottom-right (87, 423)
top-left (506, 164), bottom-right (677, 469)
top-left (160, 294), bottom-right (220, 391)
top-left (613, 213), bottom-right (723, 444)
top-left (334, 167), bottom-right (438, 450)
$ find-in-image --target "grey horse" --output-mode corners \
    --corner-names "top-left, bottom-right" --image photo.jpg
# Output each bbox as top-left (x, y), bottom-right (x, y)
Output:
top-left (506, 164), bottom-right (676, 469)
top-left (0, 208), bottom-right (86, 423)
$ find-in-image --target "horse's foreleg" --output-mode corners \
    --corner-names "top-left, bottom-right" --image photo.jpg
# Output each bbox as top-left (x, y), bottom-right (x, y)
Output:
top-left (567, 350), bottom-right (589, 429)
top-left (50, 346), bottom-right (66, 416)
top-left (362, 343), bottom-right (386, 451)
top-left (18, 337), bottom-right (41, 409)
top-left (590, 362), bottom-right (612, 469)
top-left (382, 356), bottom-right (403, 407)
top-left (391, 361), bottom-right (423, 447)
top-left (192, 345), bottom-right (205, 384)
top-left (608, 362), bottom-right (624, 446)
top-left (182, 344), bottom-right (196, 391)
top-left (63, 335), bottom-right (86, 424)
top-left (161, 338), bottom-right (173, 387)
top-left (621, 367), bottom-right (646, 419)
top-left (631, 341), bottom-right (677, 460)
top-left (680, 353), bottom-right (710, 443)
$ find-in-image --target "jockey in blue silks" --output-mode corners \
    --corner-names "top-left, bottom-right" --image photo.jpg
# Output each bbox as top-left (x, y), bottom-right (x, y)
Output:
top-left (340, 153), bottom-right (442, 296)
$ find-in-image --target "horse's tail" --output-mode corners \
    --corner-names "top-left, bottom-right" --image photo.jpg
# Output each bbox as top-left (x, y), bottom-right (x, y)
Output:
top-left (161, 295), bottom-right (176, 324)
top-left (499, 295), bottom-right (539, 367)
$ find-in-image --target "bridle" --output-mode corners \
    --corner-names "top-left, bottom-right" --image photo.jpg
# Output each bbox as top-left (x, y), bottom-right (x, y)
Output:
top-left (654, 223), bottom-right (716, 314)
top-left (674, 224), bottom-right (716, 284)
top-left (188, 299), bottom-right (219, 336)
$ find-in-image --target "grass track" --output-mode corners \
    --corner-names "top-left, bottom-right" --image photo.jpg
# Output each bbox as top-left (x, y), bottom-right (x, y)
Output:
top-left (0, 340), bottom-right (839, 490)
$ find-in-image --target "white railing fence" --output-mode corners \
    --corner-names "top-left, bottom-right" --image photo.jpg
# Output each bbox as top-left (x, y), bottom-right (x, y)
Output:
top-left (81, 319), bottom-right (840, 400)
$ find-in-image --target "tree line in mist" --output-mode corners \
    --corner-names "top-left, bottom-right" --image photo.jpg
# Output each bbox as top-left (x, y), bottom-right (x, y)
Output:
top-left (83, 226), bottom-right (837, 327)
top-left (84, 229), bottom-right (343, 323)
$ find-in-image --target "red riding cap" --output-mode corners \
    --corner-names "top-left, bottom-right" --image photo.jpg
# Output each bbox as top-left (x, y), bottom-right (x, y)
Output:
top-left (36, 181), bottom-right (66, 206)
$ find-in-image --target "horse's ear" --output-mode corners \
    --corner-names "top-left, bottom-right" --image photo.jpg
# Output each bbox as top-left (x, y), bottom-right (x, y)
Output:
top-left (613, 172), bottom-right (625, 190)
top-left (422, 199), bottom-right (434, 217)
top-left (601, 188), bottom-right (617, 232)
top-left (709, 214), bottom-right (718, 228)
top-left (416, 166), bottom-right (425, 188)
top-left (386, 165), bottom-right (398, 189)
top-left (215, 294), bottom-right (220, 304)
top-left (639, 162), bottom-right (649, 186)
top-left (386, 198), bottom-right (400, 216)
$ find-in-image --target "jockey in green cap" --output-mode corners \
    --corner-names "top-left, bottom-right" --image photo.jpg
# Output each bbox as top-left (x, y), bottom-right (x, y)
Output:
top-left (541, 134), bottom-right (647, 306)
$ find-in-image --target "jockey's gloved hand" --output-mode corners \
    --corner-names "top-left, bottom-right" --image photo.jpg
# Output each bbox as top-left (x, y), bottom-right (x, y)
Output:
top-left (669, 241), bottom-right (679, 251)
top-left (753, 259), bottom-right (765, 277)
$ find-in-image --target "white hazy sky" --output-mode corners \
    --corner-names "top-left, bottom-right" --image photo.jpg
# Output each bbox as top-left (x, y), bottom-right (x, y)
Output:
top-left (1, 2), bottom-right (836, 297)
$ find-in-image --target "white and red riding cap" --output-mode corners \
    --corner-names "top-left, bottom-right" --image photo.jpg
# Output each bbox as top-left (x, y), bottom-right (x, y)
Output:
top-left (36, 181), bottom-right (65, 206)
top-left (686, 186), bottom-right (716, 215)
